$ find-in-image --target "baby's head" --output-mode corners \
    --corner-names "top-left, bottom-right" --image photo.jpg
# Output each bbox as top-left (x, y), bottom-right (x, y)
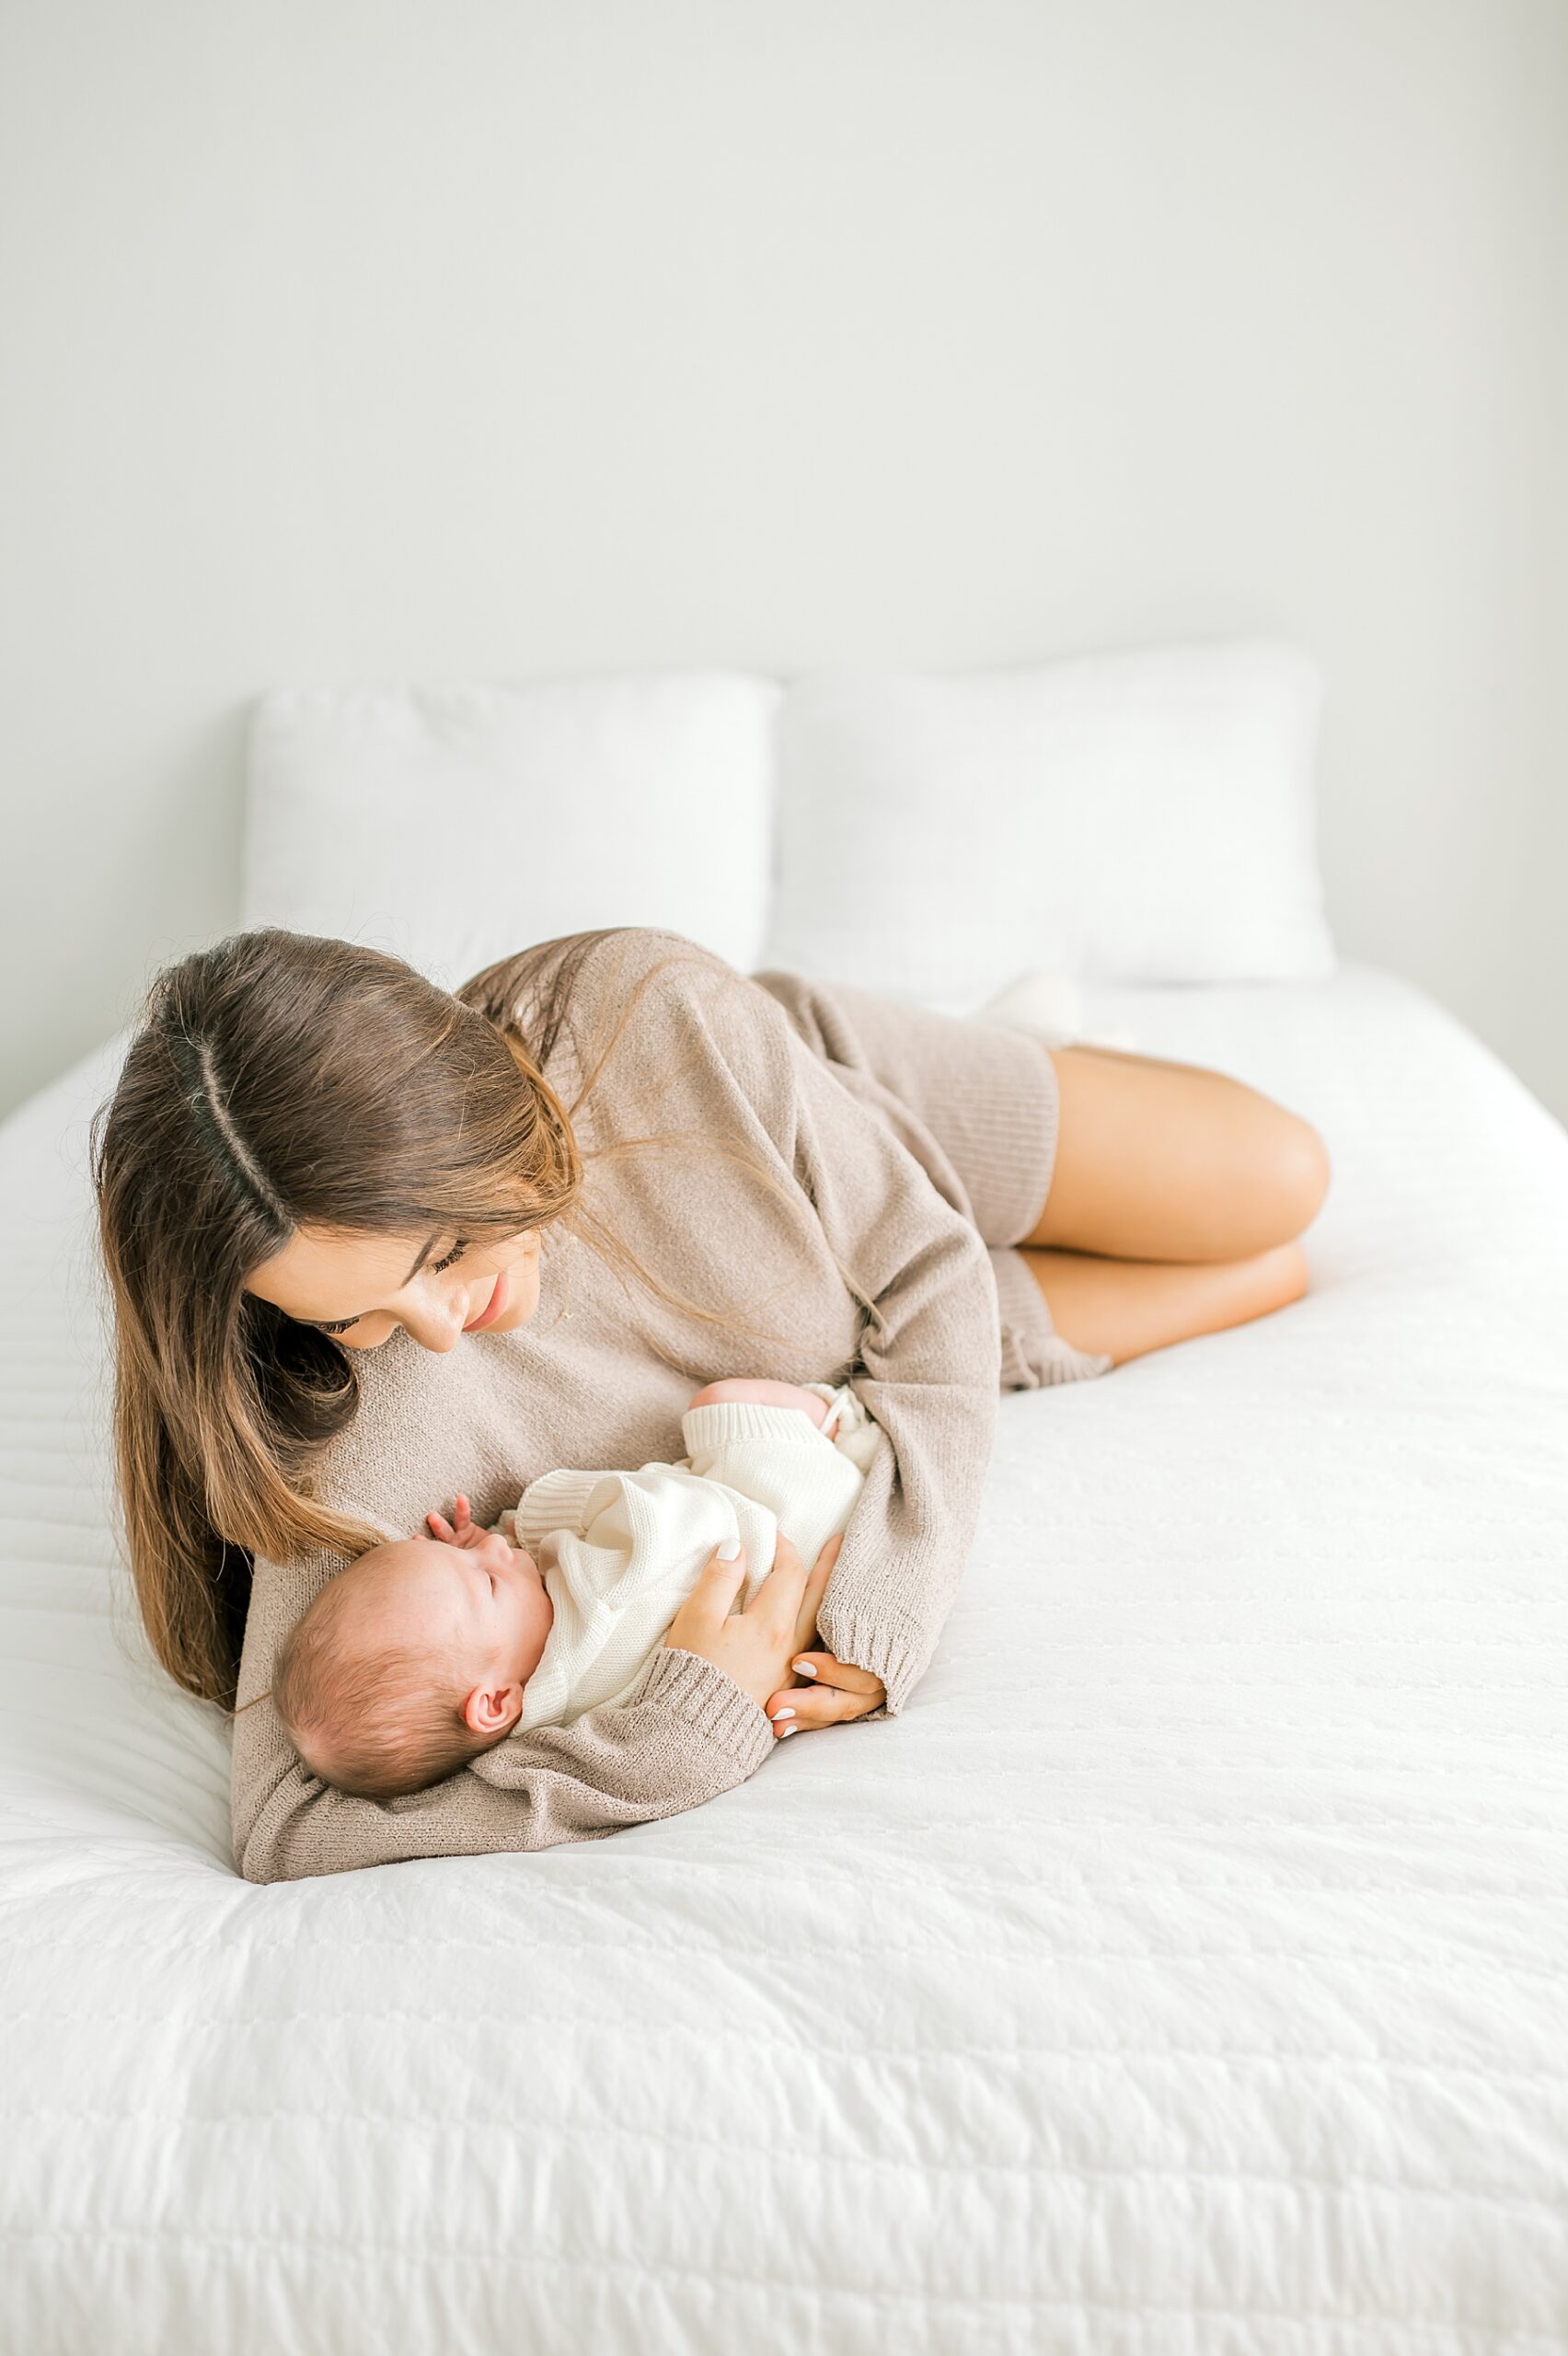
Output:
top-left (275, 1526), bottom-right (553, 1799)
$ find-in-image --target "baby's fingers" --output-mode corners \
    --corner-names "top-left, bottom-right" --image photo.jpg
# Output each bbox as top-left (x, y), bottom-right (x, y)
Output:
top-left (425, 1495), bottom-right (477, 1547)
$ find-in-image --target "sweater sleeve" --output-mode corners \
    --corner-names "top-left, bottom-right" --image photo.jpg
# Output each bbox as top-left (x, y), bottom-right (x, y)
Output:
top-left (585, 930), bottom-right (1003, 1718)
top-left (230, 1542), bottom-right (773, 1885)
top-left (778, 1013), bottom-right (1002, 1715)
top-left (513, 1467), bottom-right (624, 1550)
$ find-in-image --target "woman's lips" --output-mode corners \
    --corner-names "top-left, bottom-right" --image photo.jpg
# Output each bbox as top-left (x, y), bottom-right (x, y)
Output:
top-left (463, 1267), bottom-right (510, 1334)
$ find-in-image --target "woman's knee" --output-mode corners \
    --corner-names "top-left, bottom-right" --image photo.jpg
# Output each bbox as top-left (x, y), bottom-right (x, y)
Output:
top-left (1265, 1115), bottom-right (1332, 1245)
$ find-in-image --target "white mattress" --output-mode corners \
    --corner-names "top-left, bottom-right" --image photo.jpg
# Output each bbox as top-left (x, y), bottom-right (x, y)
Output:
top-left (3, 961), bottom-right (1565, 2354)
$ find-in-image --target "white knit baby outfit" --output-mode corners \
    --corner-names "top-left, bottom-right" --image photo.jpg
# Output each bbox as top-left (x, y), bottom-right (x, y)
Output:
top-left (508, 1384), bottom-right (886, 1732)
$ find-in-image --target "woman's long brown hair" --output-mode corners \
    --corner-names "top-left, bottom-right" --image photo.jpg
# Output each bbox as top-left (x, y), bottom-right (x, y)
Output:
top-left (91, 927), bottom-right (872, 1713)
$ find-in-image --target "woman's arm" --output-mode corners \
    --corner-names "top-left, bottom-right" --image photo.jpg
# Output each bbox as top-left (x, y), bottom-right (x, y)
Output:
top-left (773, 1021), bottom-right (1003, 1717)
top-left (572, 930), bottom-right (1004, 1719)
top-left (231, 1546), bottom-right (773, 1883)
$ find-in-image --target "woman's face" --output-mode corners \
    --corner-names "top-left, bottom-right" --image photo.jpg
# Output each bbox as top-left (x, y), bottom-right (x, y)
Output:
top-left (243, 1224), bottom-right (544, 1354)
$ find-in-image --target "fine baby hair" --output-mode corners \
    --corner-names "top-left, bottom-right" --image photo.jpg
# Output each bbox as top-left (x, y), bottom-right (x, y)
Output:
top-left (273, 1541), bottom-right (501, 1799)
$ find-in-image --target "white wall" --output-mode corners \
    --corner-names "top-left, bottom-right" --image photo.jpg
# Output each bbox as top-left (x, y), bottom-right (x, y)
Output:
top-left (3, 0), bottom-right (1564, 1121)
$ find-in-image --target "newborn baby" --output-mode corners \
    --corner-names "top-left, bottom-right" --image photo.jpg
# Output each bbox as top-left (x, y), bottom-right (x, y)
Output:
top-left (274, 1376), bottom-right (886, 1800)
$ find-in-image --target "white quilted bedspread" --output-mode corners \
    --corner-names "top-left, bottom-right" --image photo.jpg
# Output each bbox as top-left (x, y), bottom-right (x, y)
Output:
top-left (2, 963), bottom-right (1565, 2355)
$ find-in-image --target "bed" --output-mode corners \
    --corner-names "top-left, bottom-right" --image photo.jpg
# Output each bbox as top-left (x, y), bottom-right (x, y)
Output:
top-left (4, 650), bottom-right (1565, 2352)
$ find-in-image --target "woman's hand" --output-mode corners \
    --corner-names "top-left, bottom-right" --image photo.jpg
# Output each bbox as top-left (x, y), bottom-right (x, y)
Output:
top-left (763, 1649), bottom-right (886, 1739)
top-left (662, 1530), bottom-right (845, 1718)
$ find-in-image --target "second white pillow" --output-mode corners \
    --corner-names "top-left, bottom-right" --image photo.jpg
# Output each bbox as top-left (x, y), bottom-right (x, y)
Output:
top-left (761, 640), bottom-right (1336, 1004)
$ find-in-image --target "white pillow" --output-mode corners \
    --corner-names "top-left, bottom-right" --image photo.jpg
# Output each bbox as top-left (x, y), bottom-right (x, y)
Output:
top-left (243, 672), bottom-right (781, 988)
top-left (760, 640), bottom-right (1336, 1004)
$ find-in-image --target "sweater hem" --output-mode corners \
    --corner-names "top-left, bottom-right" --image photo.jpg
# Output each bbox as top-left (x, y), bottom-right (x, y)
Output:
top-left (990, 1246), bottom-right (1116, 1388)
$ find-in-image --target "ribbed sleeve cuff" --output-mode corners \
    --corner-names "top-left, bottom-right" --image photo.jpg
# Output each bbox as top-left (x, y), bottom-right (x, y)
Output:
top-left (515, 1469), bottom-right (613, 1549)
top-left (637, 1646), bottom-right (776, 1770)
top-left (813, 1604), bottom-right (931, 1720)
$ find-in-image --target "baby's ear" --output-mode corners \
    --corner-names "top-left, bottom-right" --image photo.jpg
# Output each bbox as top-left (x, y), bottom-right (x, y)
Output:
top-left (462, 1681), bottom-right (518, 1736)
top-left (458, 1686), bottom-right (506, 1743)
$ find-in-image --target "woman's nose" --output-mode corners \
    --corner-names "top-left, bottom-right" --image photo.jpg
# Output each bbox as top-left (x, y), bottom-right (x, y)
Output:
top-left (402, 1298), bottom-right (465, 1352)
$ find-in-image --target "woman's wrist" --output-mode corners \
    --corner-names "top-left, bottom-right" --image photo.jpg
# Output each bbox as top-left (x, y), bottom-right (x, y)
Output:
top-left (640, 1646), bottom-right (775, 1767)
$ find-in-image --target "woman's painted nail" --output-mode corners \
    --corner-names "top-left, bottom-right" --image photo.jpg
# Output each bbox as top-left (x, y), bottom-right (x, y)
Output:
top-left (781, 1724), bottom-right (799, 1737)
top-left (770, 1705), bottom-right (796, 1722)
top-left (717, 1538), bottom-right (742, 1560)
top-left (792, 1659), bottom-right (817, 1678)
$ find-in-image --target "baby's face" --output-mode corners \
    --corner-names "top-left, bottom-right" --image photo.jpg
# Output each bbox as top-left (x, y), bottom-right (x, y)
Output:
top-left (345, 1532), bottom-right (554, 1736)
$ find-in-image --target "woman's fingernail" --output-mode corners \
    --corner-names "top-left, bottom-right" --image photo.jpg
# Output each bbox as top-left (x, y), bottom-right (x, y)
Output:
top-left (717, 1538), bottom-right (742, 1560)
top-left (793, 1660), bottom-right (817, 1678)
top-left (769, 1706), bottom-right (795, 1722)
top-left (781, 1724), bottom-right (799, 1737)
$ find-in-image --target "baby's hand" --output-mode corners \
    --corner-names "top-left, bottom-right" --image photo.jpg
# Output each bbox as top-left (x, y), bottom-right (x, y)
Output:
top-left (424, 1493), bottom-right (495, 1552)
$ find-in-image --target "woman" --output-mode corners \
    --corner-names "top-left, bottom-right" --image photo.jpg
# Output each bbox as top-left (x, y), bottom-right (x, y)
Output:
top-left (92, 924), bottom-right (1329, 1883)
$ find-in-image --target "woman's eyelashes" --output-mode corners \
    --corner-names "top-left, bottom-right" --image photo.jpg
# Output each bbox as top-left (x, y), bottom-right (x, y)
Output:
top-left (311, 1238), bottom-right (471, 1334)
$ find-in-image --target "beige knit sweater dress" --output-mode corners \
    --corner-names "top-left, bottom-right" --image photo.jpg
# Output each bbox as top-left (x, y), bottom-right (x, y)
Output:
top-left (231, 928), bottom-right (1109, 1882)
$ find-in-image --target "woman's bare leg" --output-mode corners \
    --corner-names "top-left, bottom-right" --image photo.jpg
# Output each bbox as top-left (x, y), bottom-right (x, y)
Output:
top-left (1020, 1240), bottom-right (1310, 1367)
top-left (1023, 1044), bottom-right (1332, 1264)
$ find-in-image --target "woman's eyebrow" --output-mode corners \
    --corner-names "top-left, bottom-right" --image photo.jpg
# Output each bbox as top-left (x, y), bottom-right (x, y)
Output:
top-left (401, 1232), bottom-right (440, 1286)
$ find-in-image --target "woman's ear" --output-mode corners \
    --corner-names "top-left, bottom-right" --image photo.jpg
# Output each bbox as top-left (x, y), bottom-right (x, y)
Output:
top-left (462, 1681), bottom-right (523, 1736)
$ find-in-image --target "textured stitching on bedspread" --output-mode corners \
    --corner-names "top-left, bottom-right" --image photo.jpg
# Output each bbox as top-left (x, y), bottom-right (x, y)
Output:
top-left (6, 1914), bottom-right (1566, 1962)
top-left (5, 2229), bottom-right (1566, 2341)
top-left (6, 2115), bottom-right (1564, 2214)
top-left (6, 2028), bottom-right (1566, 2092)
